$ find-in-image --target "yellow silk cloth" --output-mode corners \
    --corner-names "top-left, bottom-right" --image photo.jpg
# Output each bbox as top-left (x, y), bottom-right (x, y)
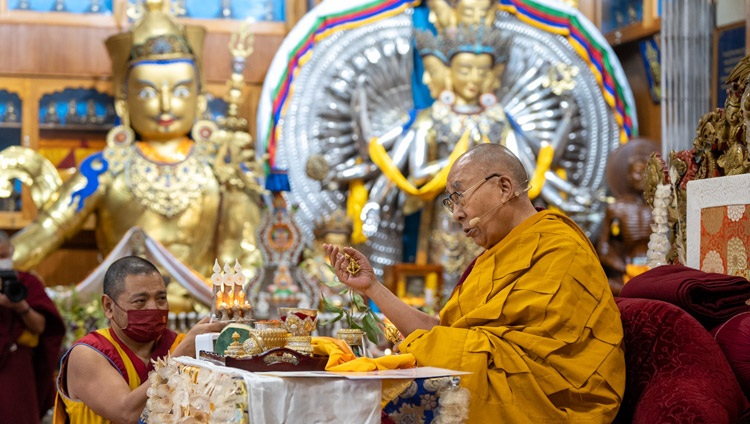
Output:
top-left (368, 130), bottom-right (475, 201)
top-left (528, 142), bottom-right (554, 199)
top-left (135, 138), bottom-right (193, 163)
top-left (400, 210), bottom-right (625, 423)
top-left (347, 179), bottom-right (369, 244)
top-left (312, 337), bottom-right (416, 408)
top-left (312, 336), bottom-right (416, 372)
top-left (624, 263), bottom-right (650, 284)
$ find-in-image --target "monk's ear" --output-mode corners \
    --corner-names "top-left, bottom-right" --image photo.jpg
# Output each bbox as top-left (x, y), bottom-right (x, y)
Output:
top-left (101, 295), bottom-right (115, 319)
top-left (498, 175), bottom-right (514, 196)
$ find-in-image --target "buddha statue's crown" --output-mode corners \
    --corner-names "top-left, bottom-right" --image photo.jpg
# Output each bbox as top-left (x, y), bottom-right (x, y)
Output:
top-left (314, 210), bottom-right (353, 239)
top-left (415, 25), bottom-right (512, 66)
top-left (105, 0), bottom-right (206, 99)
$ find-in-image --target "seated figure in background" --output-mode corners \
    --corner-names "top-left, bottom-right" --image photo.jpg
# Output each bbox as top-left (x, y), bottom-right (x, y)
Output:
top-left (427, 0), bottom-right (495, 32)
top-left (3, 0), bottom-right (263, 284)
top-left (597, 138), bottom-right (659, 294)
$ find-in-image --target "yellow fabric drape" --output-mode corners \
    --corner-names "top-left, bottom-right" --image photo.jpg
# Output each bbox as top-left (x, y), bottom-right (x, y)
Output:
top-left (312, 337), bottom-right (415, 408)
top-left (312, 336), bottom-right (416, 372)
top-left (528, 142), bottom-right (554, 199)
top-left (368, 130), bottom-right (478, 201)
top-left (347, 179), bottom-right (369, 244)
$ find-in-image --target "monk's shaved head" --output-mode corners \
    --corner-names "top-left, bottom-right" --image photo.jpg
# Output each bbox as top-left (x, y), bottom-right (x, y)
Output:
top-left (459, 144), bottom-right (529, 189)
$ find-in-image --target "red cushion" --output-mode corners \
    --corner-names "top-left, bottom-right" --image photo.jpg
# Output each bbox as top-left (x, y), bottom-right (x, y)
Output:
top-left (614, 298), bottom-right (748, 423)
top-left (713, 312), bottom-right (750, 401)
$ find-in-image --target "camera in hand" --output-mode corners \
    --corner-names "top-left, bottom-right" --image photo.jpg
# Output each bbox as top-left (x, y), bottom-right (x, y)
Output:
top-left (0, 270), bottom-right (27, 303)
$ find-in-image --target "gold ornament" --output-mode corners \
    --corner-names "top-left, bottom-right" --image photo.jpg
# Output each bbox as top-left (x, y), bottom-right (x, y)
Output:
top-left (343, 252), bottom-right (361, 276)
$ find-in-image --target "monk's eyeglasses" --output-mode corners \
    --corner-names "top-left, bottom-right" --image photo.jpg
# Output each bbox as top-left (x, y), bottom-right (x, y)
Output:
top-left (442, 173), bottom-right (501, 213)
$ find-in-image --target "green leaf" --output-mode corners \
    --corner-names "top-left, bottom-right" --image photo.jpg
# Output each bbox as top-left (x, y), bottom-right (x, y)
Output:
top-left (351, 293), bottom-right (367, 310)
top-left (321, 278), bottom-right (341, 288)
top-left (362, 314), bottom-right (382, 344)
top-left (322, 298), bottom-right (344, 314)
top-left (321, 312), bottom-right (344, 326)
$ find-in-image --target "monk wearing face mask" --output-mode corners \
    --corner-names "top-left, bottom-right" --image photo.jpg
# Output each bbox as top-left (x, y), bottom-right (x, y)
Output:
top-left (54, 256), bottom-right (225, 424)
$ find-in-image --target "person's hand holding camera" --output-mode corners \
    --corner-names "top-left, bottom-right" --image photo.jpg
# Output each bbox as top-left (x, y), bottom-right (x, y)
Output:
top-left (0, 272), bottom-right (44, 334)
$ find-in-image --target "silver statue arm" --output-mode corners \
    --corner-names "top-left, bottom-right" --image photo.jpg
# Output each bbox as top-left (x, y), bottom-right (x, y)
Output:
top-left (541, 172), bottom-right (597, 213)
top-left (361, 174), bottom-right (395, 237)
top-left (408, 120), bottom-right (446, 184)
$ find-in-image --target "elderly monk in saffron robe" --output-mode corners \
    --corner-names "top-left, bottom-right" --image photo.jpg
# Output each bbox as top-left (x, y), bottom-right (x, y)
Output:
top-left (325, 143), bottom-right (625, 423)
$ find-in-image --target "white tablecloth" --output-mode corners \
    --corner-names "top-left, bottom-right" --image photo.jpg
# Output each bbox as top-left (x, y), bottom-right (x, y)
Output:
top-left (175, 357), bottom-right (382, 424)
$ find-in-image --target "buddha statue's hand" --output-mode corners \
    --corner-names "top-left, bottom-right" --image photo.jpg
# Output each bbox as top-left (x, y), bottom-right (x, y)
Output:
top-left (323, 244), bottom-right (377, 296)
top-left (360, 201), bottom-right (381, 237)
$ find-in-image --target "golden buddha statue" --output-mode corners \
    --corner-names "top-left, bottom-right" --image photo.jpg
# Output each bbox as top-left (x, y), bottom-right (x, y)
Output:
top-left (427, 0), bottom-right (496, 33)
top-left (2, 0), bottom-right (263, 286)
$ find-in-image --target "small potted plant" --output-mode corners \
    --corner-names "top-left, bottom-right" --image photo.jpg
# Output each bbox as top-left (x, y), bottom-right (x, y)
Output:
top-left (320, 273), bottom-right (382, 357)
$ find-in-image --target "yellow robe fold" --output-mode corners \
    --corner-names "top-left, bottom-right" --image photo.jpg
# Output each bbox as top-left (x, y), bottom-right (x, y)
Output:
top-left (401, 210), bottom-right (625, 423)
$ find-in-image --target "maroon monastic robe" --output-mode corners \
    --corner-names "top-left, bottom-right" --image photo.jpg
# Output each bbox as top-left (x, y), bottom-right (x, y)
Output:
top-left (0, 272), bottom-right (65, 424)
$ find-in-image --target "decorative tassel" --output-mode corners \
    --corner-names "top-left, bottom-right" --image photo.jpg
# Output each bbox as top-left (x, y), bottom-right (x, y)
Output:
top-left (433, 377), bottom-right (470, 424)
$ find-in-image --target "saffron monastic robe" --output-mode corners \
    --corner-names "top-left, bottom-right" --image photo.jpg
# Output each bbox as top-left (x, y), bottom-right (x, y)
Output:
top-left (401, 210), bottom-right (625, 423)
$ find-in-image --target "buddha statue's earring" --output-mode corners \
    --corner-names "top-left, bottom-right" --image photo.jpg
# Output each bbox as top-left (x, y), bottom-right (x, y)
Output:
top-left (439, 90), bottom-right (456, 106)
top-left (104, 105), bottom-right (135, 174)
top-left (479, 92), bottom-right (497, 108)
top-left (192, 119), bottom-right (218, 144)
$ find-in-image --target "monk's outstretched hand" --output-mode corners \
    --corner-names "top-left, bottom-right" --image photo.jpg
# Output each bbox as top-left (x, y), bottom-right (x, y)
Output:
top-left (323, 244), bottom-right (377, 295)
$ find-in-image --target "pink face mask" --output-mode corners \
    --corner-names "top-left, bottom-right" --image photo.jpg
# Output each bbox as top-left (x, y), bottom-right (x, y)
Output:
top-left (112, 301), bottom-right (168, 343)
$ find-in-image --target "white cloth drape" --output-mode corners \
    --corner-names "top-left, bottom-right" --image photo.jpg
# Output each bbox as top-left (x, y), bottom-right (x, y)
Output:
top-left (175, 356), bottom-right (382, 424)
top-left (73, 227), bottom-right (212, 305)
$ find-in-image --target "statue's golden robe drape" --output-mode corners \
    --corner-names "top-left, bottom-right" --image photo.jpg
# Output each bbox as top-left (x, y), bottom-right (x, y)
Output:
top-left (401, 210), bottom-right (625, 423)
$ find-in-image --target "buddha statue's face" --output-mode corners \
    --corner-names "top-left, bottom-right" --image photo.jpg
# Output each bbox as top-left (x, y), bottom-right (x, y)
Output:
top-left (125, 59), bottom-right (200, 142)
top-left (627, 158), bottom-right (647, 194)
top-left (422, 55), bottom-right (448, 99)
top-left (455, 0), bottom-right (493, 26)
top-left (449, 52), bottom-right (493, 105)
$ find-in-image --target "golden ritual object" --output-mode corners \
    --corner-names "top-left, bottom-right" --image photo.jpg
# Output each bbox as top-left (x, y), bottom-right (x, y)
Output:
top-left (383, 321), bottom-right (403, 345)
top-left (343, 252), bottom-right (361, 276)
top-left (251, 320), bottom-right (290, 349)
top-left (279, 307), bottom-right (318, 356)
top-left (225, 332), bottom-right (247, 357)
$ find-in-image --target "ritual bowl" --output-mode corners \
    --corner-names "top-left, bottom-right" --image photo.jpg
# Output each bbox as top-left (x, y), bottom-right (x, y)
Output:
top-left (286, 335), bottom-right (314, 356)
top-left (252, 320), bottom-right (290, 349)
top-left (336, 328), bottom-right (366, 346)
top-left (278, 308), bottom-right (318, 337)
